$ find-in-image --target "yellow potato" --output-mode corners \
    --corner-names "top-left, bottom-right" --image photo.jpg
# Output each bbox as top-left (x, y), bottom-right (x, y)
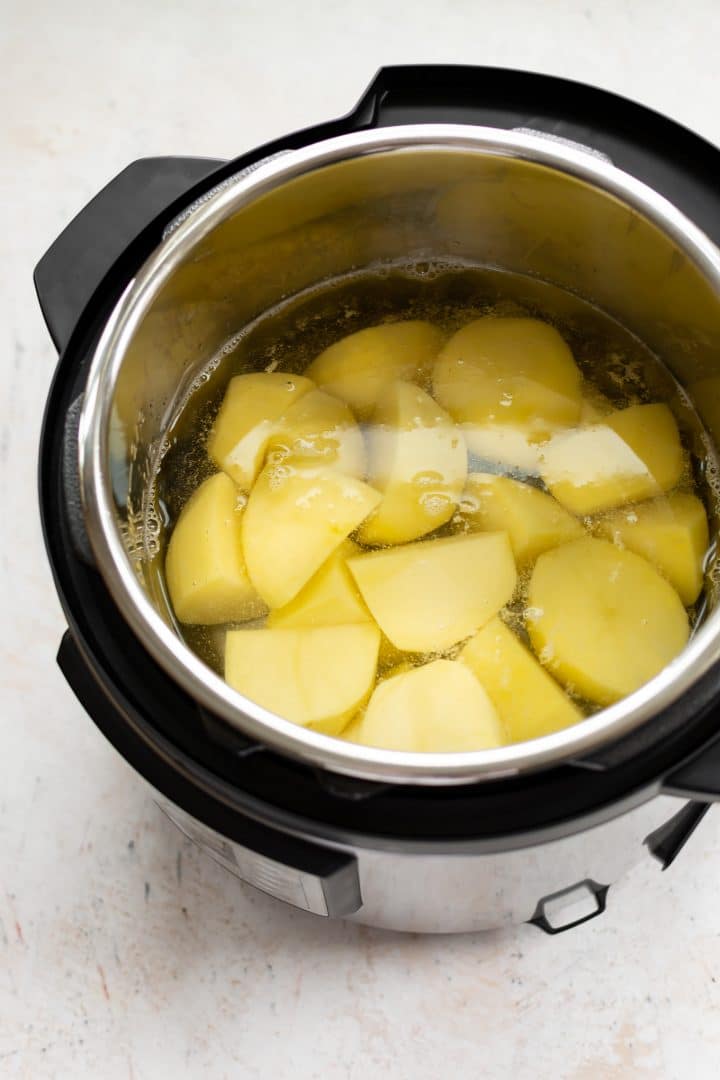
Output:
top-left (540, 403), bottom-right (684, 515)
top-left (462, 423), bottom-right (546, 475)
top-left (266, 540), bottom-right (371, 628)
top-left (305, 321), bottom-right (444, 418)
top-left (165, 472), bottom-right (266, 625)
top-left (359, 381), bottom-right (467, 545)
top-left (346, 659), bottom-right (503, 751)
top-left (242, 463), bottom-right (381, 608)
top-left (432, 317), bottom-right (582, 429)
top-left (526, 537), bottom-right (689, 705)
top-left (208, 372), bottom-right (315, 489)
top-left (461, 473), bottom-right (583, 564)
top-left (460, 617), bottom-right (581, 742)
top-left (609, 403), bottom-right (685, 491)
top-left (266, 388), bottom-right (366, 478)
top-left (225, 623), bottom-right (380, 733)
top-left (348, 532), bottom-right (517, 652)
top-left (596, 493), bottom-right (709, 605)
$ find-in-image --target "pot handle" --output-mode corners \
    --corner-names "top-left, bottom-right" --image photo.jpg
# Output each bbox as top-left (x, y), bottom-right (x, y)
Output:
top-left (356, 65), bottom-right (579, 128)
top-left (360, 65), bottom-right (621, 163)
top-left (56, 630), bottom-right (363, 919)
top-left (34, 155), bottom-right (225, 355)
top-left (661, 729), bottom-right (720, 801)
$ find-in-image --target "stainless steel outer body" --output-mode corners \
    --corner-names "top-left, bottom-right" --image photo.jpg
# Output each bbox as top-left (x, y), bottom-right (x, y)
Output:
top-left (79, 124), bottom-right (720, 785)
top-left (154, 783), bottom-right (685, 932)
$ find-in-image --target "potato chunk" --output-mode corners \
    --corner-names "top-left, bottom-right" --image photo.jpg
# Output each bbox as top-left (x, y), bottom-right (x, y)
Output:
top-left (242, 463), bottom-right (381, 608)
top-left (526, 538), bottom-right (689, 705)
top-left (208, 372), bottom-right (314, 489)
top-left (225, 624), bottom-right (380, 733)
top-left (432, 317), bottom-right (582, 429)
top-left (359, 381), bottom-right (467, 544)
top-left (266, 540), bottom-right (370, 628)
top-left (347, 659), bottom-right (503, 751)
top-left (607, 404), bottom-right (684, 491)
top-left (348, 532), bottom-right (516, 652)
top-left (305, 321), bottom-right (444, 418)
top-left (462, 423), bottom-right (545, 476)
top-left (266, 388), bottom-right (366, 478)
top-left (540, 403), bottom-right (684, 515)
top-left (460, 617), bottom-right (581, 742)
top-left (165, 472), bottom-right (265, 625)
top-left (596, 493), bottom-right (708, 605)
top-left (461, 473), bottom-right (583, 564)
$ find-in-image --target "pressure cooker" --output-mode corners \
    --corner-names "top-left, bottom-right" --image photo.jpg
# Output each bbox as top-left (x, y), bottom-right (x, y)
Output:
top-left (36, 66), bottom-right (720, 933)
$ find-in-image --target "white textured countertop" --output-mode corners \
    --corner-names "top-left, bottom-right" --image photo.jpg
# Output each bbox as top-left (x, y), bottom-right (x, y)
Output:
top-left (3, 1), bottom-right (720, 1076)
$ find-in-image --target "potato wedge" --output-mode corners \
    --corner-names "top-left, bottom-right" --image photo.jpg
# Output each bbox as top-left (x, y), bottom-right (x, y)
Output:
top-left (433, 317), bottom-right (582, 429)
top-left (305, 321), bottom-right (444, 417)
top-left (359, 381), bottom-right (467, 544)
top-left (266, 387), bottom-right (366, 478)
top-left (348, 532), bottom-right (517, 652)
top-left (266, 540), bottom-right (371, 628)
top-left (460, 617), bottom-right (581, 742)
top-left (225, 624), bottom-right (380, 733)
top-left (346, 659), bottom-right (503, 751)
top-left (607, 404), bottom-right (685, 491)
top-left (596, 493), bottom-right (709, 605)
top-left (462, 423), bottom-right (545, 476)
top-left (208, 372), bottom-right (315, 489)
top-left (165, 472), bottom-right (266, 625)
top-left (540, 403), bottom-right (684, 515)
top-left (242, 463), bottom-right (381, 608)
top-left (526, 537), bottom-right (689, 705)
top-left (461, 473), bottom-right (583, 564)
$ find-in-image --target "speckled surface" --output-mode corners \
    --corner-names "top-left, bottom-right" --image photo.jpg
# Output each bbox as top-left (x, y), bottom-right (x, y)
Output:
top-left (3, 1), bottom-right (720, 1075)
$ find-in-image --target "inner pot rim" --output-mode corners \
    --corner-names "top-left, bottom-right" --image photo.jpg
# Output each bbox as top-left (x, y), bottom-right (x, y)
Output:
top-left (78, 123), bottom-right (720, 785)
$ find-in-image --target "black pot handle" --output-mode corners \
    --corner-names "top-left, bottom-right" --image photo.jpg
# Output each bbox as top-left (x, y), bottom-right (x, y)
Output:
top-left (34, 155), bottom-right (226, 355)
top-left (359, 65), bottom-right (600, 132)
top-left (662, 729), bottom-right (720, 801)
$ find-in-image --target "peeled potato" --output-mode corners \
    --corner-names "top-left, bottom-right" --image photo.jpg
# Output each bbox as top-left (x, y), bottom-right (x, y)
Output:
top-left (608, 404), bottom-right (685, 491)
top-left (165, 472), bottom-right (266, 625)
top-left (540, 403), bottom-right (684, 515)
top-left (266, 388), bottom-right (366, 478)
top-left (225, 623), bottom-right (380, 733)
top-left (346, 659), bottom-right (503, 751)
top-left (359, 381), bottom-right (467, 545)
top-left (526, 537), bottom-right (689, 705)
top-left (462, 423), bottom-right (545, 476)
top-left (432, 317), bottom-right (582, 429)
top-left (348, 532), bottom-right (517, 652)
top-left (305, 321), bottom-right (444, 418)
top-left (208, 372), bottom-right (315, 489)
top-left (461, 473), bottom-right (583, 564)
top-left (242, 463), bottom-right (381, 608)
top-left (266, 540), bottom-right (370, 628)
top-left (460, 617), bottom-right (581, 742)
top-left (596, 493), bottom-right (709, 605)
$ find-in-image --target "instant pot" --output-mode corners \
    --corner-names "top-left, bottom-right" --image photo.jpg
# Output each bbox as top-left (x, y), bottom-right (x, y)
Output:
top-left (36, 67), bottom-right (720, 933)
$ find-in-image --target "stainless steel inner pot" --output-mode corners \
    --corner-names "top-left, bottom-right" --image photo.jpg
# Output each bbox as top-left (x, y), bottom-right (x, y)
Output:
top-left (79, 124), bottom-right (720, 785)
